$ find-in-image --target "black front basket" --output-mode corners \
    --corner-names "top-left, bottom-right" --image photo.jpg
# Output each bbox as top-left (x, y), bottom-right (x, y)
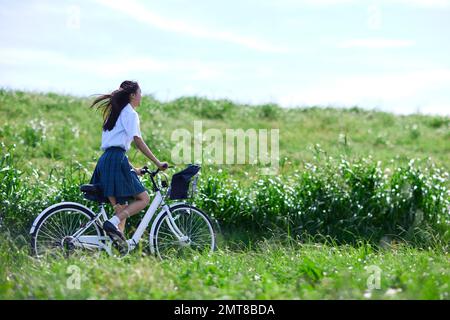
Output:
top-left (168, 164), bottom-right (201, 200)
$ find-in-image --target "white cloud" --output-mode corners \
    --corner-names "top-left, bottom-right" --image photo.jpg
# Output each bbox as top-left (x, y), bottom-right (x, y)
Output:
top-left (0, 48), bottom-right (167, 77)
top-left (301, 0), bottom-right (354, 4)
top-left (0, 47), bottom-right (234, 88)
top-left (393, 0), bottom-right (450, 8)
top-left (276, 69), bottom-right (450, 115)
top-left (259, 0), bottom-right (354, 6)
top-left (338, 38), bottom-right (416, 49)
top-left (94, 0), bottom-right (289, 53)
top-left (262, 0), bottom-right (450, 8)
top-left (419, 102), bottom-right (450, 115)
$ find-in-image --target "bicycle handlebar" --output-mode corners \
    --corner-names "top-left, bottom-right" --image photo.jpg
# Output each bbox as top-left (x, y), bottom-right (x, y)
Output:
top-left (141, 164), bottom-right (173, 177)
top-left (140, 164), bottom-right (174, 192)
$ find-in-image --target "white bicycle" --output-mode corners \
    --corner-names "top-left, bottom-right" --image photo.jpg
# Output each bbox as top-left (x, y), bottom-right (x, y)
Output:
top-left (30, 164), bottom-right (217, 259)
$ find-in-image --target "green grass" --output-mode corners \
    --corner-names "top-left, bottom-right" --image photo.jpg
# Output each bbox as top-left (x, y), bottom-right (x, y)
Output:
top-left (1, 141), bottom-right (448, 247)
top-left (0, 89), bottom-right (449, 299)
top-left (0, 89), bottom-right (449, 180)
top-left (0, 235), bottom-right (448, 299)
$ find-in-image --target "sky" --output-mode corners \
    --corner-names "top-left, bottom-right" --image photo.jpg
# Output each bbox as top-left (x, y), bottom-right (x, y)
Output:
top-left (0, 0), bottom-right (449, 115)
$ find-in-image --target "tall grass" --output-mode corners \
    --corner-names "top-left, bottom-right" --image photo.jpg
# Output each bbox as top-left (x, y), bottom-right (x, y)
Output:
top-left (198, 156), bottom-right (449, 247)
top-left (0, 142), bottom-right (100, 236)
top-left (1, 143), bottom-right (448, 247)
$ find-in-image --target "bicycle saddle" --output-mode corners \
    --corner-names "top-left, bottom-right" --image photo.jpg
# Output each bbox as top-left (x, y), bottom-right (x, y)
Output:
top-left (80, 184), bottom-right (102, 195)
top-left (80, 184), bottom-right (105, 203)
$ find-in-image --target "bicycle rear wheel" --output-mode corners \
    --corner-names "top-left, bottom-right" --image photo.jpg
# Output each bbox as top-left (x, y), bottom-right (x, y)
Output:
top-left (152, 204), bottom-right (216, 259)
top-left (30, 203), bottom-right (103, 257)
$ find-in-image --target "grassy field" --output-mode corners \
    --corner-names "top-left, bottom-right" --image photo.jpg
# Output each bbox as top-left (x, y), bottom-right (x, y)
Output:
top-left (0, 89), bottom-right (449, 299)
top-left (1, 89), bottom-right (449, 180)
top-left (1, 235), bottom-right (448, 300)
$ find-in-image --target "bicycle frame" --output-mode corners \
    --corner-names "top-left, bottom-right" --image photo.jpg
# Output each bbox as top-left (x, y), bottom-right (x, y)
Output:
top-left (75, 190), bottom-right (188, 254)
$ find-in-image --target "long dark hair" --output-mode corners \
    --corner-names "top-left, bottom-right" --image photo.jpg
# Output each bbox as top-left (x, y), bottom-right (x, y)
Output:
top-left (90, 80), bottom-right (140, 131)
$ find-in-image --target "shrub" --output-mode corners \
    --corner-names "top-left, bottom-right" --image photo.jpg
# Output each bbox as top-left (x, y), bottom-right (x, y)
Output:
top-left (1, 143), bottom-right (448, 247)
top-left (170, 97), bottom-right (235, 119)
top-left (197, 157), bottom-right (449, 247)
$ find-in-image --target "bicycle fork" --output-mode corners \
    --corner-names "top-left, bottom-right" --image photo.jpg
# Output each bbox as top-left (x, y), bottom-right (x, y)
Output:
top-left (163, 205), bottom-right (191, 244)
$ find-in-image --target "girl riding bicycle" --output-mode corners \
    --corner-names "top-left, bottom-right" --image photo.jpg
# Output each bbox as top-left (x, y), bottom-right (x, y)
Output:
top-left (89, 80), bottom-right (168, 242)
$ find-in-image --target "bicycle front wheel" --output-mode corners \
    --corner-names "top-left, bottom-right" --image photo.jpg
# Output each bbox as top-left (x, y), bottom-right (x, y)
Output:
top-left (152, 204), bottom-right (216, 259)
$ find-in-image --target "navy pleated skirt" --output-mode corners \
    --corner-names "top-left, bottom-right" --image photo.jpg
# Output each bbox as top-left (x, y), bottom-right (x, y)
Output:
top-left (89, 146), bottom-right (147, 204)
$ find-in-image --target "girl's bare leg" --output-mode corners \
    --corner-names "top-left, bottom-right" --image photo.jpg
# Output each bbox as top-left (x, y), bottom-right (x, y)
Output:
top-left (107, 197), bottom-right (129, 232)
top-left (117, 205), bottom-right (128, 232)
top-left (115, 192), bottom-right (150, 221)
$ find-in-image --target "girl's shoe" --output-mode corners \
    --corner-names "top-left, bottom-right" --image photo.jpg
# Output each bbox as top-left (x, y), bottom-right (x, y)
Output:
top-left (103, 221), bottom-right (126, 242)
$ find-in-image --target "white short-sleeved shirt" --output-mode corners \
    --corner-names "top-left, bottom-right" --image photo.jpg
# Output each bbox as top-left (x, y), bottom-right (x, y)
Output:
top-left (101, 103), bottom-right (142, 152)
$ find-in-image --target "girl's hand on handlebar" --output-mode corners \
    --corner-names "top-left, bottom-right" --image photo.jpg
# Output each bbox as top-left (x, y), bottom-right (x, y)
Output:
top-left (134, 167), bottom-right (145, 176)
top-left (157, 161), bottom-right (169, 171)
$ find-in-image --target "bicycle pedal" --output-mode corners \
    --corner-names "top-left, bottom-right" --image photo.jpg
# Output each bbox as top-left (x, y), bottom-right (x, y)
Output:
top-left (107, 233), bottom-right (129, 256)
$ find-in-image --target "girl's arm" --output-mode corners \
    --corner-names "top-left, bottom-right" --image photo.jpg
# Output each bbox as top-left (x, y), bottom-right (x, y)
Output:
top-left (133, 136), bottom-right (165, 168)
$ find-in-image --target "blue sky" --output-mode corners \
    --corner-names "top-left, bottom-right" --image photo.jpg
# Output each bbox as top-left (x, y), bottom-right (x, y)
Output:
top-left (1, 0), bottom-right (449, 115)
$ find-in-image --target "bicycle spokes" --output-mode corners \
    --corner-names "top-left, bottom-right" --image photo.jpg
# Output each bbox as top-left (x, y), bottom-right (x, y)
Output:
top-left (33, 209), bottom-right (102, 256)
top-left (153, 206), bottom-right (215, 259)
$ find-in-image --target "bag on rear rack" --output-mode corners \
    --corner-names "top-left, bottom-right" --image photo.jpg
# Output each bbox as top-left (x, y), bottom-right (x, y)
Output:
top-left (168, 164), bottom-right (201, 200)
